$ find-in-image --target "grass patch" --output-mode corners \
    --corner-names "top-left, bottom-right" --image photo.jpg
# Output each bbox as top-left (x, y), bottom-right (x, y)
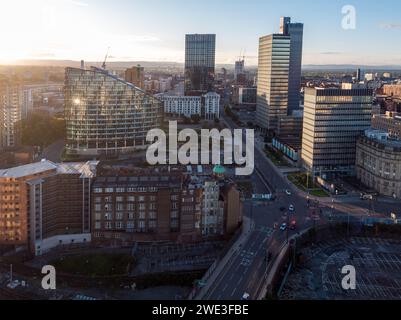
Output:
top-left (51, 253), bottom-right (135, 277)
top-left (288, 173), bottom-right (330, 198)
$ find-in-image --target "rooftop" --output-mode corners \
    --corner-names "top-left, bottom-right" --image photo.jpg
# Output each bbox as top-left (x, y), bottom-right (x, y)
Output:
top-left (0, 160), bottom-right (98, 179)
top-left (0, 160), bottom-right (57, 179)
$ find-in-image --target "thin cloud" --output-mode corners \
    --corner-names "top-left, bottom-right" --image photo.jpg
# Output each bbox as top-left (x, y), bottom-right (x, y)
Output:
top-left (320, 52), bottom-right (342, 55)
top-left (380, 23), bottom-right (401, 29)
top-left (68, 0), bottom-right (89, 7)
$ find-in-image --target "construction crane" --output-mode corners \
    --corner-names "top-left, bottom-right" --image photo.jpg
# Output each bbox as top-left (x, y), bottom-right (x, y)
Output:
top-left (101, 47), bottom-right (111, 70)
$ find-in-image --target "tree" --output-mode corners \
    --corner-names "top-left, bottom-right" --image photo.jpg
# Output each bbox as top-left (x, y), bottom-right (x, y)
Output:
top-left (20, 112), bottom-right (66, 148)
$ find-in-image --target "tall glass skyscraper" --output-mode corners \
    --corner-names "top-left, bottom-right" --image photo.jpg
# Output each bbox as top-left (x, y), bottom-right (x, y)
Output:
top-left (64, 67), bottom-right (163, 157)
top-left (184, 34), bottom-right (216, 96)
top-left (256, 17), bottom-right (303, 132)
top-left (256, 34), bottom-right (291, 132)
top-left (280, 17), bottom-right (304, 114)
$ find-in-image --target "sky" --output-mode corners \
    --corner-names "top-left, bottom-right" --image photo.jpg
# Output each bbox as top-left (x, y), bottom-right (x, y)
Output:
top-left (1, 0), bottom-right (401, 66)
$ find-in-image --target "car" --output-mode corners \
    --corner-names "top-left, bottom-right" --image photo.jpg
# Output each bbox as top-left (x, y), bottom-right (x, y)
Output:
top-left (290, 220), bottom-right (297, 230)
top-left (280, 223), bottom-right (287, 231)
top-left (289, 205), bottom-right (295, 212)
top-left (241, 292), bottom-right (250, 300)
top-left (285, 190), bottom-right (292, 196)
top-left (273, 223), bottom-right (279, 230)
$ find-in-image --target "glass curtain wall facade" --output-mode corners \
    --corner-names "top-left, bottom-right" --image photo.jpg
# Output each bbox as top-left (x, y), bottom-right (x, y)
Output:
top-left (184, 34), bottom-right (216, 96)
top-left (65, 67), bottom-right (163, 157)
top-left (302, 88), bottom-right (373, 178)
top-left (256, 34), bottom-right (291, 132)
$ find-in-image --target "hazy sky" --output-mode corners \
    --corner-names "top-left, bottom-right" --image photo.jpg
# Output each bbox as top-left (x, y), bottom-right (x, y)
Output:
top-left (1, 0), bottom-right (401, 66)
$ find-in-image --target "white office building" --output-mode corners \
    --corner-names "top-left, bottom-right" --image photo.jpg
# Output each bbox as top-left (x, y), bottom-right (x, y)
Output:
top-left (158, 92), bottom-right (220, 120)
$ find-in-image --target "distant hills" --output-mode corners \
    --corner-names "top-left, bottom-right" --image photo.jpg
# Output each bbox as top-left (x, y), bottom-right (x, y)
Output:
top-left (3, 60), bottom-right (401, 72)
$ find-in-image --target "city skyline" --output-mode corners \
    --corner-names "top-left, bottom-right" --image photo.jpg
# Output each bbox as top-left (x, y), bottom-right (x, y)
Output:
top-left (1, 0), bottom-right (401, 66)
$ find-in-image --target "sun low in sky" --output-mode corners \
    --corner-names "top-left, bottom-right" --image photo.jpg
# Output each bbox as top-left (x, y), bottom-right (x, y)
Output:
top-left (1, 0), bottom-right (401, 66)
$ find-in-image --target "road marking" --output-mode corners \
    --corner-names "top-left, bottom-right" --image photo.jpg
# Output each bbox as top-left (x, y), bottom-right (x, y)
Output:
top-left (231, 287), bottom-right (237, 297)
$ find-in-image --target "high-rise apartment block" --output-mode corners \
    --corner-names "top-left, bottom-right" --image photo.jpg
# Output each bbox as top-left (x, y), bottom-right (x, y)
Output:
top-left (64, 67), bottom-right (163, 158)
top-left (0, 80), bottom-right (23, 149)
top-left (256, 17), bottom-right (303, 132)
top-left (185, 34), bottom-right (216, 96)
top-left (301, 86), bottom-right (373, 177)
top-left (0, 160), bottom-right (97, 255)
top-left (125, 65), bottom-right (145, 89)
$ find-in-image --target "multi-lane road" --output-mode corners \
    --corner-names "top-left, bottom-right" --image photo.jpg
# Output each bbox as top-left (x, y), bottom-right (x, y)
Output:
top-left (199, 105), bottom-right (400, 300)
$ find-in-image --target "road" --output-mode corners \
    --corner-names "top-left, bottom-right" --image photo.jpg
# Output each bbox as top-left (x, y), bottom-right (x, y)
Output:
top-left (201, 102), bottom-right (400, 300)
top-left (201, 109), bottom-right (320, 300)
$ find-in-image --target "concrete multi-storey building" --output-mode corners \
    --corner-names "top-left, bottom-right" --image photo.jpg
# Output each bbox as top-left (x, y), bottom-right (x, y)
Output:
top-left (256, 33), bottom-right (291, 132)
top-left (382, 84), bottom-right (401, 98)
top-left (0, 160), bottom-right (98, 255)
top-left (356, 129), bottom-right (401, 199)
top-left (64, 66), bottom-right (163, 157)
top-left (185, 34), bottom-right (216, 96)
top-left (232, 86), bottom-right (257, 106)
top-left (0, 80), bottom-right (23, 149)
top-left (372, 111), bottom-right (401, 139)
top-left (158, 92), bottom-right (220, 120)
top-left (301, 86), bottom-right (373, 178)
top-left (91, 166), bottom-right (241, 244)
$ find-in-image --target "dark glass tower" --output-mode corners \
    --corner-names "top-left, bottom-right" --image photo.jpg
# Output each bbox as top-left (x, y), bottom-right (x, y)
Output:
top-left (280, 17), bottom-right (304, 114)
top-left (184, 34), bottom-right (216, 96)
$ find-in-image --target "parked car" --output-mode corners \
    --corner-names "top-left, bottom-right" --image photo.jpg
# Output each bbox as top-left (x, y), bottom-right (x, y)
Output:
top-left (285, 190), bottom-right (292, 196)
top-left (289, 205), bottom-right (295, 212)
top-left (280, 223), bottom-right (287, 231)
top-left (241, 292), bottom-right (250, 300)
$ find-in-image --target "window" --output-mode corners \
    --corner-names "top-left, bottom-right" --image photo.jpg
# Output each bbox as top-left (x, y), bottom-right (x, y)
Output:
top-left (116, 212), bottom-right (123, 220)
top-left (105, 222), bottom-right (113, 230)
top-left (150, 196), bottom-right (156, 201)
top-left (104, 196), bottom-right (112, 203)
top-left (116, 221), bottom-right (124, 229)
top-left (128, 196), bottom-right (135, 202)
top-left (104, 213), bottom-right (113, 220)
top-left (139, 211), bottom-right (146, 219)
top-left (95, 197), bottom-right (102, 203)
top-left (95, 204), bottom-right (102, 212)
top-left (104, 203), bottom-right (113, 211)
top-left (116, 188), bottom-right (125, 193)
top-left (116, 203), bottom-right (124, 211)
top-left (94, 188), bottom-right (103, 193)
top-left (116, 196), bottom-right (124, 202)
top-left (149, 220), bottom-right (157, 230)
top-left (128, 212), bottom-right (135, 220)
top-left (138, 196), bottom-right (145, 202)
top-left (149, 211), bottom-right (157, 219)
top-left (105, 188), bottom-right (114, 193)
top-left (127, 222), bottom-right (134, 230)
top-left (171, 211), bottom-right (178, 219)
top-left (149, 203), bottom-right (156, 210)
top-left (95, 222), bottom-right (101, 230)
top-left (95, 213), bottom-right (101, 220)
top-left (139, 203), bottom-right (146, 210)
top-left (138, 220), bottom-right (145, 232)
top-left (127, 203), bottom-right (135, 211)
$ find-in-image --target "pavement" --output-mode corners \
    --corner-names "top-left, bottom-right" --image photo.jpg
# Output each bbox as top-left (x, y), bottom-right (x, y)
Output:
top-left (194, 105), bottom-right (400, 300)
